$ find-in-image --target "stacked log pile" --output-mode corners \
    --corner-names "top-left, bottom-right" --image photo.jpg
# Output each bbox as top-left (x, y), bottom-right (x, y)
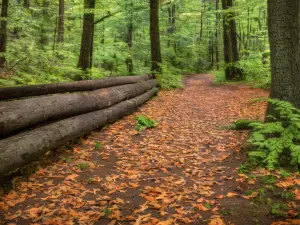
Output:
top-left (0, 75), bottom-right (158, 177)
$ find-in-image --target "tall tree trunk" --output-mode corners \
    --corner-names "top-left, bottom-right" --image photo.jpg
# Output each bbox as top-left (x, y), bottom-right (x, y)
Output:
top-left (40, 1), bottom-right (50, 46)
top-left (0, 0), bottom-right (9, 72)
top-left (267, 0), bottom-right (300, 111)
top-left (57, 0), bottom-right (64, 43)
top-left (215, 0), bottom-right (220, 70)
top-left (78, 0), bottom-right (95, 71)
top-left (24, 0), bottom-right (29, 8)
top-left (221, 0), bottom-right (243, 80)
top-left (200, 1), bottom-right (205, 40)
top-left (167, 3), bottom-right (175, 47)
top-left (125, 0), bottom-right (134, 74)
top-left (150, 0), bottom-right (162, 73)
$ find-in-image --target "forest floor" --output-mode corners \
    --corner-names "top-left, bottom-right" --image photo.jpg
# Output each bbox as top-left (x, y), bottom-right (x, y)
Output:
top-left (0, 74), bottom-right (299, 225)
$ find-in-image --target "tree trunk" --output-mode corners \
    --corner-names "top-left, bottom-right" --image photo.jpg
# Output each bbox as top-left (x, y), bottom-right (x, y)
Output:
top-left (40, 0), bottom-right (50, 46)
top-left (167, 3), bottom-right (175, 47)
top-left (57, 0), bottom-right (64, 43)
top-left (78, 0), bottom-right (95, 71)
top-left (215, 0), bottom-right (220, 70)
top-left (0, 75), bottom-right (153, 100)
top-left (150, 0), bottom-right (162, 73)
top-left (24, 0), bottom-right (29, 8)
top-left (267, 0), bottom-right (300, 111)
top-left (221, 0), bottom-right (243, 80)
top-left (125, 0), bottom-right (134, 74)
top-left (0, 0), bottom-right (9, 72)
top-left (0, 80), bottom-right (157, 137)
top-left (200, 0), bottom-right (205, 40)
top-left (0, 88), bottom-right (158, 178)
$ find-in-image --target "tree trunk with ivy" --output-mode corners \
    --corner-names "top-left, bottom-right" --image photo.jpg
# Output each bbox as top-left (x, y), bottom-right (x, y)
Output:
top-left (0, 0), bottom-right (9, 72)
top-left (78, 0), bottom-right (95, 71)
top-left (221, 0), bottom-right (243, 80)
top-left (267, 0), bottom-right (300, 111)
top-left (150, 0), bottom-right (162, 73)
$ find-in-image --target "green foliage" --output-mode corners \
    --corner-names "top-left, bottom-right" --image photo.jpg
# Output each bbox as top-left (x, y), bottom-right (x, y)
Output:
top-left (94, 142), bottom-right (103, 151)
top-left (248, 99), bottom-right (300, 169)
top-left (239, 55), bottom-right (271, 88)
top-left (270, 203), bottom-right (289, 217)
top-left (156, 63), bottom-right (183, 89)
top-left (76, 162), bottom-right (90, 170)
top-left (102, 207), bottom-right (113, 217)
top-left (61, 157), bottom-right (73, 163)
top-left (232, 119), bottom-right (260, 130)
top-left (136, 115), bottom-right (158, 131)
top-left (211, 69), bottom-right (226, 84)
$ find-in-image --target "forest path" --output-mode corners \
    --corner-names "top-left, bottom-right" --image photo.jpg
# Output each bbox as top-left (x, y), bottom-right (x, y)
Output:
top-left (1, 75), bottom-right (276, 225)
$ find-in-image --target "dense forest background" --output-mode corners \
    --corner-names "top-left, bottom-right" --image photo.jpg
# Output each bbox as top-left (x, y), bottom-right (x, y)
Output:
top-left (0, 0), bottom-right (270, 88)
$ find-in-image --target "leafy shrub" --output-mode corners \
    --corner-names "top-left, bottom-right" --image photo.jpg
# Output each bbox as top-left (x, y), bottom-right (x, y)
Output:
top-left (136, 115), bottom-right (158, 131)
top-left (248, 99), bottom-right (300, 169)
top-left (156, 63), bottom-right (183, 89)
top-left (232, 119), bottom-right (260, 130)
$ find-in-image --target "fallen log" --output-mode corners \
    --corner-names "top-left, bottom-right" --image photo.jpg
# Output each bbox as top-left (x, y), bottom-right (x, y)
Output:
top-left (0, 74), bottom-right (153, 100)
top-left (0, 79), bottom-right (158, 137)
top-left (0, 88), bottom-right (158, 177)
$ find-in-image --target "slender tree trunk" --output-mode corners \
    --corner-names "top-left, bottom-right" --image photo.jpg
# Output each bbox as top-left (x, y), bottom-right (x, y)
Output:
top-left (200, 1), bottom-right (205, 40)
top-left (167, 3), bottom-right (176, 47)
top-left (40, 1), bottom-right (50, 46)
top-left (221, 0), bottom-right (243, 80)
top-left (78, 0), bottom-right (95, 71)
top-left (125, 0), bottom-right (134, 74)
top-left (24, 0), bottom-right (29, 8)
top-left (0, 0), bottom-right (8, 72)
top-left (215, 0), bottom-right (220, 70)
top-left (267, 0), bottom-right (300, 111)
top-left (57, 0), bottom-right (64, 43)
top-left (150, 0), bottom-right (162, 73)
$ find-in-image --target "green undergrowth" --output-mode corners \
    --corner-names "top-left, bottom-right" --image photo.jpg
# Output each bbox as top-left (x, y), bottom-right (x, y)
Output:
top-left (136, 115), bottom-right (158, 131)
top-left (211, 54), bottom-right (271, 88)
top-left (236, 99), bottom-right (300, 171)
top-left (156, 63), bottom-right (184, 89)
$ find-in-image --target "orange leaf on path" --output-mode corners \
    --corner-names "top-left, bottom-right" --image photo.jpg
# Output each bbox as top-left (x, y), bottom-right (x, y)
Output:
top-left (227, 192), bottom-right (239, 198)
top-left (65, 174), bottom-right (79, 181)
top-left (209, 217), bottom-right (226, 225)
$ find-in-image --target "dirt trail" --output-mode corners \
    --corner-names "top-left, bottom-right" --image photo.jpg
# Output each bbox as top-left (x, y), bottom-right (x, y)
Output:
top-left (1, 74), bottom-right (278, 225)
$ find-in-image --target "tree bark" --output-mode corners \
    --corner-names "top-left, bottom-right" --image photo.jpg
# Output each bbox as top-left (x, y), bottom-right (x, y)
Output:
top-left (200, 0), bottom-right (205, 40)
top-left (24, 0), bottom-right (29, 8)
top-left (0, 0), bottom-right (9, 72)
top-left (150, 0), bottom-right (162, 73)
top-left (40, 0), bottom-right (50, 46)
top-left (125, 0), bottom-right (134, 74)
top-left (78, 0), bottom-right (95, 71)
top-left (0, 80), bottom-right (158, 137)
top-left (267, 0), bottom-right (300, 111)
top-left (0, 74), bottom-right (154, 100)
top-left (215, 0), bottom-right (220, 70)
top-left (221, 0), bottom-right (243, 80)
top-left (0, 88), bottom-right (158, 177)
top-left (57, 0), bottom-right (64, 43)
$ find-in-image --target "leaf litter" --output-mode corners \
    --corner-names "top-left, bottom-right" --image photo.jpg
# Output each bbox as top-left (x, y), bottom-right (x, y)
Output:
top-left (0, 75), bottom-right (299, 225)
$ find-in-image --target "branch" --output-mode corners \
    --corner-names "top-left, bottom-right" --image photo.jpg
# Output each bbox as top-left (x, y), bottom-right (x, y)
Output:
top-left (6, 57), bottom-right (27, 72)
top-left (94, 11), bottom-right (121, 25)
